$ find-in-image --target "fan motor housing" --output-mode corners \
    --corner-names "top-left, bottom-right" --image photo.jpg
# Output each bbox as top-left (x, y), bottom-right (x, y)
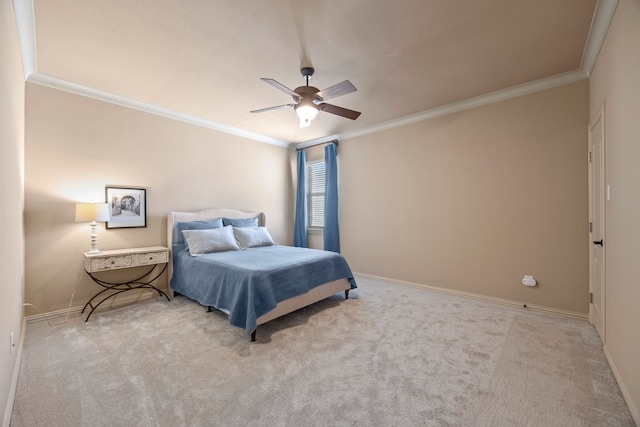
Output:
top-left (294, 85), bottom-right (322, 103)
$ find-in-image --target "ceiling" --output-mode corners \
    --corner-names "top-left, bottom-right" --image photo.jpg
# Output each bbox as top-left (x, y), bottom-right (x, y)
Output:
top-left (17, 0), bottom-right (609, 146)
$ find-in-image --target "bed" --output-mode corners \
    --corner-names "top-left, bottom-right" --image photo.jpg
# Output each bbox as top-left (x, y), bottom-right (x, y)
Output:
top-left (167, 208), bottom-right (357, 341)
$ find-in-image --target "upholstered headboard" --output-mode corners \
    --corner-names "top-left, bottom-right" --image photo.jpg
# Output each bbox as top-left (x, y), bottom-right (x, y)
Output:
top-left (166, 208), bottom-right (266, 285)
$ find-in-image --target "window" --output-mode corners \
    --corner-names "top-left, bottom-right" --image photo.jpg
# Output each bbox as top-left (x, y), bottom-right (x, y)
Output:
top-left (306, 161), bottom-right (325, 229)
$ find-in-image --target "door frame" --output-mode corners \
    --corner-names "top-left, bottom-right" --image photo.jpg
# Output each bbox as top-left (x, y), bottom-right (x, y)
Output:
top-left (588, 102), bottom-right (606, 343)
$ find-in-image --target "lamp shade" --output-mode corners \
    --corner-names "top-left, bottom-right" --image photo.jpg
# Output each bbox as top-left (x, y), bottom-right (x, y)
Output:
top-left (75, 202), bottom-right (110, 223)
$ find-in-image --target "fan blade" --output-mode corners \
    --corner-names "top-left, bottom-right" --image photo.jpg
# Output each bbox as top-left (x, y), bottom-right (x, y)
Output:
top-left (250, 104), bottom-right (294, 113)
top-left (319, 103), bottom-right (361, 120)
top-left (261, 78), bottom-right (301, 100)
top-left (316, 80), bottom-right (357, 101)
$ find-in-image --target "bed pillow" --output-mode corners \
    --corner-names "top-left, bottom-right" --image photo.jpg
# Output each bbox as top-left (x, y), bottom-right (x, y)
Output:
top-left (174, 218), bottom-right (224, 246)
top-left (222, 217), bottom-right (258, 227)
top-left (233, 226), bottom-right (275, 249)
top-left (181, 225), bottom-right (239, 255)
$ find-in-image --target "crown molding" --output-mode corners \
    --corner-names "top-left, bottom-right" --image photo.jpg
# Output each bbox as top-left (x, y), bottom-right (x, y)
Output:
top-left (12, 0), bottom-right (36, 79)
top-left (295, 0), bottom-right (619, 148)
top-left (14, 0), bottom-right (615, 149)
top-left (581, 0), bottom-right (619, 77)
top-left (27, 72), bottom-right (291, 148)
top-left (13, 0), bottom-right (289, 148)
top-left (297, 69), bottom-right (588, 148)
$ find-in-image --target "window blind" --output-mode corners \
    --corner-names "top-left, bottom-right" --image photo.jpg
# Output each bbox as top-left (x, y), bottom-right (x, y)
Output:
top-left (307, 161), bottom-right (325, 228)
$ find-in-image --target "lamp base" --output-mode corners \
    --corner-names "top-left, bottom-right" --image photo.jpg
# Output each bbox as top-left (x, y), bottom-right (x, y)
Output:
top-left (88, 221), bottom-right (102, 254)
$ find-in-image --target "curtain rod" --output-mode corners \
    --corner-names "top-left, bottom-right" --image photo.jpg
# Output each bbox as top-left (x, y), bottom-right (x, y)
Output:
top-left (295, 139), bottom-right (338, 151)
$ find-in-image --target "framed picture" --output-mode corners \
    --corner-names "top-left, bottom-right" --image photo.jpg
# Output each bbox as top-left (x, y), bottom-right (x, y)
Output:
top-left (105, 186), bottom-right (146, 229)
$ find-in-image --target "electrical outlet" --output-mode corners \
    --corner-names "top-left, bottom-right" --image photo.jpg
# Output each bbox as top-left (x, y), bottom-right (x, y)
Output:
top-left (10, 332), bottom-right (14, 354)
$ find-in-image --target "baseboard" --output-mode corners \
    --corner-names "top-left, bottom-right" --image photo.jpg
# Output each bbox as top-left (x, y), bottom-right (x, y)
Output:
top-left (604, 346), bottom-right (640, 425)
top-left (25, 289), bottom-right (167, 324)
top-left (353, 272), bottom-right (589, 321)
top-left (3, 318), bottom-right (25, 427)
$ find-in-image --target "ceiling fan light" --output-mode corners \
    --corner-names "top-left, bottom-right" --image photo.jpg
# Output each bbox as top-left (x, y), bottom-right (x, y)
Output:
top-left (295, 103), bottom-right (319, 124)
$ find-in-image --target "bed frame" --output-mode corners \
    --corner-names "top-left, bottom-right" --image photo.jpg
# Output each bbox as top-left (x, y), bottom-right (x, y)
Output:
top-left (167, 208), bottom-right (350, 341)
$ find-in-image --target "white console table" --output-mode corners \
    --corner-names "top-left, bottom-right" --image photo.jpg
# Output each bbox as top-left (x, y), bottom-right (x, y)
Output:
top-left (81, 246), bottom-right (170, 321)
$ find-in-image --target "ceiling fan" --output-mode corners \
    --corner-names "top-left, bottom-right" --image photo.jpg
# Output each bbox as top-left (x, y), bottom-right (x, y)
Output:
top-left (250, 67), bottom-right (361, 128)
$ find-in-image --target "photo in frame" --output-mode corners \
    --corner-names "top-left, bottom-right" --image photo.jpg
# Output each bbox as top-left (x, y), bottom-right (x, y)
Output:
top-left (105, 186), bottom-right (146, 229)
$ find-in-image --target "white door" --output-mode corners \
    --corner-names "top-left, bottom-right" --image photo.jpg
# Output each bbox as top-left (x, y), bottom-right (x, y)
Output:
top-left (589, 105), bottom-right (605, 343)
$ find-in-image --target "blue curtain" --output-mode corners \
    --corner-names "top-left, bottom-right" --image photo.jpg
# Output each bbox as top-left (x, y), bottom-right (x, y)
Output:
top-left (293, 149), bottom-right (307, 248)
top-left (324, 143), bottom-right (340, 253)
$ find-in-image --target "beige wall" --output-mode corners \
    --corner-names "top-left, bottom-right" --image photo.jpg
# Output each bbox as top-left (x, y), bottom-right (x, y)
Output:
top-left (338, 80), bottom-right (590, 314)
top-left (589, 0), bottom-right (640, 421)
top-left (24, 83), bottom-right (293, 314)
top-left (0, 0), bottom-right (25, 423)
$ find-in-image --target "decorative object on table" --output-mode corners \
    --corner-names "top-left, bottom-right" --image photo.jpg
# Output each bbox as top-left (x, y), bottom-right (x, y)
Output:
top-left (75, 202), bottom-right (110, 254)
top-left (105, 186), bottom-right (146, 229)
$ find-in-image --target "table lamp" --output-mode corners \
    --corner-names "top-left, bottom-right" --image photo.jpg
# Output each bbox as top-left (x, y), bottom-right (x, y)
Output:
top-left (75, 202), bottom-right (110, 253)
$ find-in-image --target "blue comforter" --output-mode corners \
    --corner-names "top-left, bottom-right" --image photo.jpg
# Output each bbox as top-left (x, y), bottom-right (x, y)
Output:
top-left (170, 245), bottom-right (357, 334)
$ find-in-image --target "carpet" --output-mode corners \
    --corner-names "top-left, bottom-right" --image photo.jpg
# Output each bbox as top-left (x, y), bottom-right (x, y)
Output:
top-left (10, 277), bottom-right (634, 426)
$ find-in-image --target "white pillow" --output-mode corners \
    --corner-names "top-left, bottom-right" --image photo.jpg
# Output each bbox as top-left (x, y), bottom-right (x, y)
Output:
top-left (181, 225), bottom-right (239, 255)
top-left (233, 226), bottom-right (275, 249)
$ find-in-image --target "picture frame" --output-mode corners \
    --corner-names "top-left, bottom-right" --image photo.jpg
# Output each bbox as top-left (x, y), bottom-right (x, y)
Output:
top-left (105, 186), bottom-right (146, 229)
